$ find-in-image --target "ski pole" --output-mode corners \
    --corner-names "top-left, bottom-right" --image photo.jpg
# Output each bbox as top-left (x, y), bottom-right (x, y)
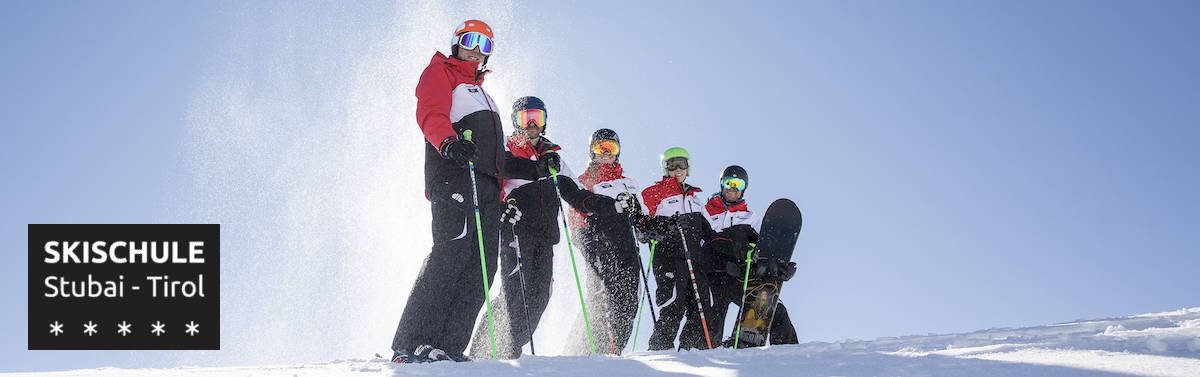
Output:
top-left (507, 199), bottom-right (537, 355)
top-left (629, 217), bottom-right (659, 352)
top-left (547, 166), bottom-right (597, 354)
top-left (463, 130), bottom-right (498, 360)
top-left (676, 223), bottom-right (714, 350)
top-left (732, 243), bottom-right (755, 349)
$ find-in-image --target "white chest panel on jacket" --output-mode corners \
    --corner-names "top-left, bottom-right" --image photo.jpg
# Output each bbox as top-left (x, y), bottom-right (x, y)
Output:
top-left (707, 207), bottom-right (755, 232)
top-left (449, 83), bottom-right (499, 123)
top-left (652, 190), bottom-right (705, 217)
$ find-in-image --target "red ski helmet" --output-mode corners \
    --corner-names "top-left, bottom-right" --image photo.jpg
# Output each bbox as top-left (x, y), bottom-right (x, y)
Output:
top-left (451, 19), bottom-right (493, 65)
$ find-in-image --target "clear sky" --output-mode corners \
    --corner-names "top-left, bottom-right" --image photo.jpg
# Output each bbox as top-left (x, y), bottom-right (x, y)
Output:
top-left (3, 0), bottom-right (1198, 372)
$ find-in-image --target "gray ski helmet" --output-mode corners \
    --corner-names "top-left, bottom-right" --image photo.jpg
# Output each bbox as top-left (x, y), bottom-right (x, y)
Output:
top-left (721, 165), bottom-right (749, 191)
top-left (589, 128), bottom-right (620, 160)
top-left (512, 96), bottom-right (547, 132)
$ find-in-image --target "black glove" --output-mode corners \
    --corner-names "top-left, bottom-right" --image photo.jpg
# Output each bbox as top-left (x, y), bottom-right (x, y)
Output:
top-left (638, 229), bottom-right (664, 243)
top-left (536, 152), bottom-right (562, 178)
top-left (441, 138), bottom-right (477, 167)
top-left (775, 259), bottom-right (797, 281)
top-left (667, 214), bottom-right (685, 234)
top-left (629, 211), bottom-right (648, 225)
top-left (745, 227), bottom-right (759, 245)
top-left (501, 200), bottom-right (522, 225)
top-left (752, 257), bottom-right (796, 281)
top-left (725, 261), bottom-right (745, 278)
top-left (614, 192), bottom-right (641, 215)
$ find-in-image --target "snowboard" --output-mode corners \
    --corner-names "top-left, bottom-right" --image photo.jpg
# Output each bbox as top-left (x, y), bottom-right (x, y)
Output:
top-left (732, 198), bottom-right (802, 348)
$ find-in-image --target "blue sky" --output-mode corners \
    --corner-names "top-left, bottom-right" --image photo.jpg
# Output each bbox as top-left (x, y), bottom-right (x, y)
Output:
top-left (3, 0), bottom-right (1198, 372)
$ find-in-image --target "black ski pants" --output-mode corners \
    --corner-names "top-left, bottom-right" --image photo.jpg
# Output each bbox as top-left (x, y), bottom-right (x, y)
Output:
top-left (392, 170), bottom-right (503, 357)
top-left (565, 232), bottom-right (640, 355)
top-left (467, 224), bottom-right (554, 359)
top-left (648, 243), bottom-right (714, 351)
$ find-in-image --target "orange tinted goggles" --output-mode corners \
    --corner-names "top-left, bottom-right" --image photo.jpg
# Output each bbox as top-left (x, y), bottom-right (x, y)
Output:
top-left (591, 139), bottom-right (619, 155)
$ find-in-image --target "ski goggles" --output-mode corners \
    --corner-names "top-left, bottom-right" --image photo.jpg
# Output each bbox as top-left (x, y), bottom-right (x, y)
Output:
top-left (721, 177), bottom-right (747, 191)
top-left (664, 158), bottom-right (689, 171)
top-left (591, 139), bottom-right (619, 156)
top-left (454, 31), bottom-right (493, 55)
top-left (515, 109), bottom-right (546, 128)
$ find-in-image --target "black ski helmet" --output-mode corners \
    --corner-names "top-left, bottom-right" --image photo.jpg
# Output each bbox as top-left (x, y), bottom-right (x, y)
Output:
top-left (589, 128), bottom-right (620, 160)
top-left (512, 96), bottom-right (547, 133)
top-left (721, 165), bottom-right (749, 191)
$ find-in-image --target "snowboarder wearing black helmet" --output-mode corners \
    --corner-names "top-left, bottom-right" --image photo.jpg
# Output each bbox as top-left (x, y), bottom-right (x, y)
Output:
top-left (391, 19), bottom-right (535, 363)
top-left (697, 165), bottom-right (799, 347)
top-left (561, 128), bottom-right (647, 355)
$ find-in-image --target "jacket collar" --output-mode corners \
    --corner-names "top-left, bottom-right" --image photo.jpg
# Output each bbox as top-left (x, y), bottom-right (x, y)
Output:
top-left (707, 193), bottom-right (748, 213)
top-left (656, 176), bottom-right (699, 195)
top-left (433, 51), bottom-right (490, 84)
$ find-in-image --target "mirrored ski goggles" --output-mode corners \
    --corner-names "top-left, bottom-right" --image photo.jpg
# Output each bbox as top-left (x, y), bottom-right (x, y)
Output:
top-left (721, 177), bottom-right (747, 191)
top-left (454, 31), bottom-right (493, 55)
top-left (515, 109), bottom-right (546, 128)
top-left (664, 158), bottom-right (689, 171)
top-left (591, 139), bottom-right (619, 155)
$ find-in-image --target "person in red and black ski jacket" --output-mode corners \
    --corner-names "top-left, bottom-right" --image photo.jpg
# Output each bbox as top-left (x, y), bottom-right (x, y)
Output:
top-left (636, 147), bottom-right (720, 351)
top-left (391, 20), bottom-right (539, 363)
top-left (698, 165), bottom-right (799, 347)
top-left (463, 103), bottom-right (635, 359)
top-left (559, 128), bottom-right (646, 355)
top-left (466, 96), bottom-right (570, 359)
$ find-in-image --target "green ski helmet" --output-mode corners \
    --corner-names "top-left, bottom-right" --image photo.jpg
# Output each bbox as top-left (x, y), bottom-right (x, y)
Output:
top-left (660, 146), bottom-right (691, 176)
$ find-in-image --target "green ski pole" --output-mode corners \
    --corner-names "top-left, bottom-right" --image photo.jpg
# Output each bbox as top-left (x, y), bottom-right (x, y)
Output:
top-left (631, 238), bottom-right (659, 351)
top-left (462, 130), bottom-right (498, 360)
top-left (547, 166), bottom-right (597, 354)
top-left (733, 243), bottom-right (755, 349)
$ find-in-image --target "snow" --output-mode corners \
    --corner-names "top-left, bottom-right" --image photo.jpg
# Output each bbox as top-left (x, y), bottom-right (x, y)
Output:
top-left (7, 308), bottom-right (1199, 376)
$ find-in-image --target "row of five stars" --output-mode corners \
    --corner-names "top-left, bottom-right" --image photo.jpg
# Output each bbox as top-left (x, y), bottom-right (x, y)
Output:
top-left (49, 321), bottom-right (200, 337)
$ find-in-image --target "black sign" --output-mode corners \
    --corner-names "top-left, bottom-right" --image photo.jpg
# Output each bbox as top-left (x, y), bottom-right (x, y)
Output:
top-left (28, 224), bottom-right (220, 350)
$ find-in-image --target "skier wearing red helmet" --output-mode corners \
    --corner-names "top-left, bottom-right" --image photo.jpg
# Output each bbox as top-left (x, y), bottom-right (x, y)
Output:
top-left (390, 19), bottom-right (536, 363)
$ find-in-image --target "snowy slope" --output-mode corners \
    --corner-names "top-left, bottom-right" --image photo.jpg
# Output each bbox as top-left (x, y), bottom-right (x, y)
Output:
top-left (9, 308), bottom-right (1199, 377)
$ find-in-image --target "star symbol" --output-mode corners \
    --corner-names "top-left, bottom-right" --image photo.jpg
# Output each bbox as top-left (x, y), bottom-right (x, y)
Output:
top-left (185, 321), bottom-right (199, 336)
top-left (117, 321), bottom-right (132, 336)
top-left (49, 321), bottom-right (63, 336)
top-left (83, 321), bottom-right (98, 336)
top-left (151, 321), bottom-right (166, 336)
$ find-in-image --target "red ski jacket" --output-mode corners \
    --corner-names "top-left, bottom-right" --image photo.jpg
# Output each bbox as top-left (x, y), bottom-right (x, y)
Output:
top-left (414, 51), bottom-right (505, 194)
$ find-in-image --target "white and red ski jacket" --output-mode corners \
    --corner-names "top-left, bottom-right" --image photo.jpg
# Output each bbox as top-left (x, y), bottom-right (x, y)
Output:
top-left (567, 162), bottom-right (640, 231)
top-left (641, 177), bottom-right (705, 218)
top-left (502, 134), bottom-right (566, 198)
top-left (415, 51), bottom-right (505, 194)
top-left (703, 194), bottom-right (754, 233)
top-left (415, 51), bottom-right (498, 150)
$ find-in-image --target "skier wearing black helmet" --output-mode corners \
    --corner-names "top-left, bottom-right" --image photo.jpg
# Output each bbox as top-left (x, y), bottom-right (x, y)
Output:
top-left (561, 128), bottom-right (647, 355)
top-left (466, 103), bottom-right (638, 359)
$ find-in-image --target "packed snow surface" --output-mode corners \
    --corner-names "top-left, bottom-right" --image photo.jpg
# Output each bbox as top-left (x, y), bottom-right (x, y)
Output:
top-left (9, 308), bottom-right (1200, 377)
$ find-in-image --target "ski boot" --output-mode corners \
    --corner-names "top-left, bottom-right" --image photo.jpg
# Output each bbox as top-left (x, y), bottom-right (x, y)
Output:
top-left (391, 345), bottom-right (467, 363)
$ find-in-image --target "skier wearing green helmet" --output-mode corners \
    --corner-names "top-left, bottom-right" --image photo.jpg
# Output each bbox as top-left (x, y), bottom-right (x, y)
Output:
top-left (636, 147), bottom-right (719, 350)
